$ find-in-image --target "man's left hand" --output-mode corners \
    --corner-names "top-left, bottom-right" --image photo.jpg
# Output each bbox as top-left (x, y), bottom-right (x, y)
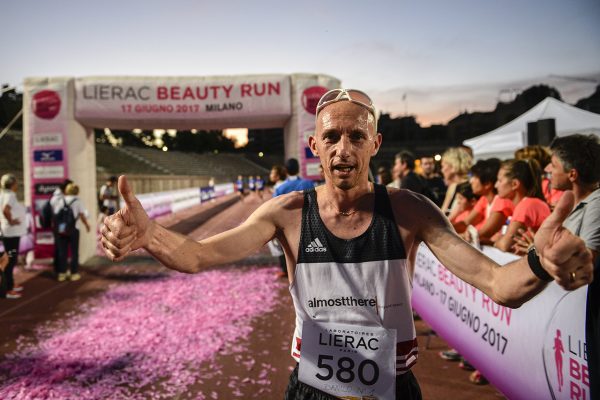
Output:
top-left (534, 191), bottom-right (593, 290)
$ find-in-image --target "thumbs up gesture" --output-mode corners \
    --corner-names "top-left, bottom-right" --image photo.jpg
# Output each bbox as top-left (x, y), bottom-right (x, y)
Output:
top-left (533, 191), bottom-right (593, 289)
top-left (100, 176), bottom-right (153, 261)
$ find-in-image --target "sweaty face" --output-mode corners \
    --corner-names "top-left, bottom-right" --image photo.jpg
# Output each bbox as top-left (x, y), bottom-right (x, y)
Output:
top-left (547, 154), bottom-right (572, 191)
top-left (311, 102), bottom-right (381, 190)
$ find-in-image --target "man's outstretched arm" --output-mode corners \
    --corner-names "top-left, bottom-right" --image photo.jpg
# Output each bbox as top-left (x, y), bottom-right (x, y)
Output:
top-left (413, 191), bottom-right (593, 308)
top-left (101, 176), bottom-right (277, 273)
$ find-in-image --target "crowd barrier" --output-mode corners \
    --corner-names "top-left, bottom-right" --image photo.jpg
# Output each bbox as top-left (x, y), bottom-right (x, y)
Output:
top-left (412, 243), bottom-right (589, 400)
top-left (1, 183), bottom-right (235, 255)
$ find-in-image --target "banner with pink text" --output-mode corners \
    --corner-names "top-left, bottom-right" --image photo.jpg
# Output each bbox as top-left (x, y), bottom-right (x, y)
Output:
top-left (412, 244), bottom-right (589, 400)
top-left (27, 82), bottom-right (71, 258)
top-left (74, 75), bottom-right (292, 129)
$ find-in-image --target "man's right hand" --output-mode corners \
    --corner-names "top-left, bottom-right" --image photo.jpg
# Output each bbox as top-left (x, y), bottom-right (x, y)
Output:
top-left (100, 176), bottom-right (153, 262)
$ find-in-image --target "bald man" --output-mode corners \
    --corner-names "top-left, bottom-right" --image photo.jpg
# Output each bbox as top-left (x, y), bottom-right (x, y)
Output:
top-left (102, 89), bottom-right (593, 400)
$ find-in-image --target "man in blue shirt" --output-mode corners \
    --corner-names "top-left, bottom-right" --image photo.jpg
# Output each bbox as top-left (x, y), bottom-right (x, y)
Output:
top-left (274, 158), bottom-right (315, 196)
top-left (270, 158), bottom-right (314, 278)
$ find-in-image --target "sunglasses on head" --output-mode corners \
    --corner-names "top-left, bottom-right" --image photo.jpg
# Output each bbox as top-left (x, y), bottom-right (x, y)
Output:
top-left (316, 89), bottom-right (377, 119)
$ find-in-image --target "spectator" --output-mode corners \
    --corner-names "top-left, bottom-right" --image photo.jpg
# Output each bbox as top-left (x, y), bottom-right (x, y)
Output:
top-left (455, 159), bottom-right (514, 245)
top-left (0, 174), bottom-right (27, 299)
top-left (376, 163), bottom-right (392, 186)
top-left (514, 134), bottom-right (600, 395)
top-left (99, 176), bottom-right (119, 215)
top-left (269, 165), bottom-right (287, 192)
top-left (248, 175), bottom-right (256, 195)
top-left (54, 183), bottom-right (90, 281)
top-left (271, 159), bottom-right (314, 279)
top-left (273, 158), bottom-right (315, 197)
top-left (494, 159), bottom-right (550, 252)
top-left (388, 151), bottom-right (437, 203)
top-left (440, 147), bottom-right (473, 215)
top-left (49, 179), bottom-right (73, 274)
top-left (236, 175), bottom-right (245, 199)
top-left (255, 175), bottom-right (265, 199)
top-left (449, 182), bottom-right (479, 228)
top-left (420, 155), bottom-right (446, 207)
top-left (515, 145), bottom-right (563, 209)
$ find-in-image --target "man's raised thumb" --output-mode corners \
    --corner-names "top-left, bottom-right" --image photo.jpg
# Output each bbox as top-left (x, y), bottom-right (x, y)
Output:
top-left (118, 175), bottom-right (138, 207)
top-left (543, 190), bottom-right (575, 229)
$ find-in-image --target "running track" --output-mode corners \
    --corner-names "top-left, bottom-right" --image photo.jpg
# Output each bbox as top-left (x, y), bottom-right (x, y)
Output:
top-left (0, 192), bottom-right (505, 399)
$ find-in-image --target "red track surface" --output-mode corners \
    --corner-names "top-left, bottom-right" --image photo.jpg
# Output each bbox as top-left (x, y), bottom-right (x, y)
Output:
top-left (0, 192), bottom-right (507, 399)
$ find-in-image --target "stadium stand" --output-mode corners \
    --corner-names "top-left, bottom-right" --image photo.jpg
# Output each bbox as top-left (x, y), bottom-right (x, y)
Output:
top-left (1, 131), bottom-right (268, 197)
top-left (120, 146), bottom-right (268, 179)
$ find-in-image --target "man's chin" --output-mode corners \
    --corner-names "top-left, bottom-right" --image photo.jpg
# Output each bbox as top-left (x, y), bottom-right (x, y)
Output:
top-left (332, 178), bottom-right (356, 191)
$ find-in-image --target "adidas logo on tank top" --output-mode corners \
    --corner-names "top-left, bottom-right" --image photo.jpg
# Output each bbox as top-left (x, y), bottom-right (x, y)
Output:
top-left (305, 238), bottom-right (327, 253)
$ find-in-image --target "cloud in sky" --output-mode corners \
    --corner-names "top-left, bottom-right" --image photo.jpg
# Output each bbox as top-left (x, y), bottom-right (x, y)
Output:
top-left (2, 0), bottom-right (599, 127)
top-left (372, 72), bottom-right (600, 126)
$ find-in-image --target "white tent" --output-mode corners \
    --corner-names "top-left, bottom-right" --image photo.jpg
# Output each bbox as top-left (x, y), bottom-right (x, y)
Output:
top-left (463, 97), bottom-right (600, 160)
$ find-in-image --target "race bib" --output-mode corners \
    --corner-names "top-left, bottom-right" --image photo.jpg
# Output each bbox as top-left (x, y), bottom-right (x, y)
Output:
top-left (299, 321), bottom-right (397, 399)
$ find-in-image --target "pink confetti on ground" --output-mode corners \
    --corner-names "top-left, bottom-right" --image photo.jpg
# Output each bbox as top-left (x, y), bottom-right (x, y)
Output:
top-left (0, 266), bottom-right (283, 399)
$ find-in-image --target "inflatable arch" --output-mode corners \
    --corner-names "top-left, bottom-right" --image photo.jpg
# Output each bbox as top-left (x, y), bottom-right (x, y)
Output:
top-left (23, 73), bottom-right (340, 263)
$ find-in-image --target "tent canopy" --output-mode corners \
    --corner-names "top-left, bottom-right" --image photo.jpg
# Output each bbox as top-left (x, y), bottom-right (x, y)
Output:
top-left (463, 97), bottom-right (600, 160)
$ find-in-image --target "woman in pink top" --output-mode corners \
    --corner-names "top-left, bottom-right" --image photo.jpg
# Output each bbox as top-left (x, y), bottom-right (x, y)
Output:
top-left (454, 158), bottom-right (514, 245)
top-left (450, 182), bottom-right (479, 228)
top-left (494, 159), bottom-right (551, 252)
top-left (514, 145), bottom-right (564, 210)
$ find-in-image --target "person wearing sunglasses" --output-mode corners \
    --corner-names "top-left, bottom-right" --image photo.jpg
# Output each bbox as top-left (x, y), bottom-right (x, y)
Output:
top-left (100, 88), bottom-right (593, 400)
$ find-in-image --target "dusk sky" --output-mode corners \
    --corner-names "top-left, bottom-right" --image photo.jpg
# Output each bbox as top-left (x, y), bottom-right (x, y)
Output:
top-left (2, 0), bottom-right (599, 126)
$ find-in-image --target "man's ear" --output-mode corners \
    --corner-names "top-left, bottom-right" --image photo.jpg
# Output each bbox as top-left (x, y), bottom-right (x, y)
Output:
top-left (371, 133), bottom-right (382, 156)
top-left (568, 168), bottom-right (578, 183)
top-left (308, 135), bottom-right (319, 157)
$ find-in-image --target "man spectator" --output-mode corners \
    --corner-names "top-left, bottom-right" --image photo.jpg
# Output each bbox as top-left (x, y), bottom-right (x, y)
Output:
top-left (270, 159), bottom-right (314, 278)
top-left (273, 158), bottom-right (315, 196)
top-left (389, 150), bottom-right (436, 203)
top-left (101, 89), bottom-right (592, 399)
top-left (546, 134), bottom-right (600, 396)
top-left (49, 179), bottom-right (72, 275)
top-left (54, 183), bottom-right (91, 281)
top-left (376, 163), bottom-right (392, 186)
top-left (420, 155), bottom-right (446, 207)
top-left (99, 176), bottom-right (119, 215)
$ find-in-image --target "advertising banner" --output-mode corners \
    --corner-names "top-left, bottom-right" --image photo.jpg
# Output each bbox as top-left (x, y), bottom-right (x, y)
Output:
top-left (293, 77), bottom-right (340, 180)
top-left (27, 82), bottom-right (70, 258)
top-left (74, 76), bottom-right (292, 129)
top-left (412, 244), bottom-right (589, 400)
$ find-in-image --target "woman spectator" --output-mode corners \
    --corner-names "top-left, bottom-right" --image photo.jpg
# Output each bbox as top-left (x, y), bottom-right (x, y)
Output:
top-left (440, 147), bottom-right (473, 215)
top-left (0, 174), bottom-right (27, 299)
top-left (55, 183), bottom-right (90, 281)
top-left (454, 159), bottom-right (514, 244)
top-left (514, 145), bottom-right (563, 209)
top-left (494, 159), bottom-right (551, 252)
top-left (449, 182), bottom-right (479, 228)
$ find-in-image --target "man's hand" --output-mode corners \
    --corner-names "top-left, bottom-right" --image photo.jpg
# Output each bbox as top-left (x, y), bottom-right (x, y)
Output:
top-left (534, 191), bottom-right (593, 290)
top-left (100, 176), bottom-right (153, 262)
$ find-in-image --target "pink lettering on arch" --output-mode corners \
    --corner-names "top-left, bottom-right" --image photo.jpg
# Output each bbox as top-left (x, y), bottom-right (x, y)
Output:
top-left (241, 84), bottom-right (252, 97)
top-left (157, 87), bottom-right (168, 100)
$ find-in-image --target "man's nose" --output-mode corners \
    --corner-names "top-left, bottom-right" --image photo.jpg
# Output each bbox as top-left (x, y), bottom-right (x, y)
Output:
top-left (336, 135), bottom-right (352, 157)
